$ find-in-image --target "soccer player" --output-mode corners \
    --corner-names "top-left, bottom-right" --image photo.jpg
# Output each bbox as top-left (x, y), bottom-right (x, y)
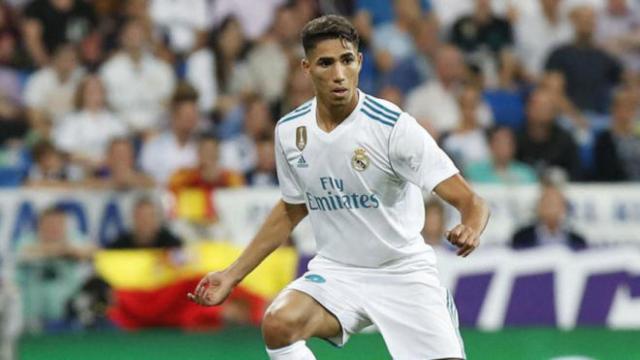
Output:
top-left (188, 15), bottom-right (490, 359)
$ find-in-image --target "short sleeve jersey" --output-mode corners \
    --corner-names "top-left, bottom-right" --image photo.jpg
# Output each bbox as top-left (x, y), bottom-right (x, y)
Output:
top-left (275, 91), bottom-right (458, 267)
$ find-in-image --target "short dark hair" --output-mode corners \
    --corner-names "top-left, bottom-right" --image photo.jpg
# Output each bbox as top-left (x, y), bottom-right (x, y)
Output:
top-left (301, 15), bottom-right (359, 54)
top-left (171, 81), bottom-right (199, 109)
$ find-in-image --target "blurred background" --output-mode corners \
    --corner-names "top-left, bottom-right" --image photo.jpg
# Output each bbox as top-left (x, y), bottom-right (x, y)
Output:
top-left (0, 0), bottom-right (639, 359)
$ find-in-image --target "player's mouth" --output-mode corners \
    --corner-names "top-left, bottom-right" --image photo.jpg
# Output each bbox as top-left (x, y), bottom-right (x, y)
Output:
top-left (331, 87), bottom-right (348, 96)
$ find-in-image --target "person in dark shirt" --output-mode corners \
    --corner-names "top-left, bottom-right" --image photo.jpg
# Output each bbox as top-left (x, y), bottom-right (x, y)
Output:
top-left (545, 5), bottom-right (622, 114)
top-left (512, 185), bottom-right (587, 251)
top-left (23, 0), bottom-right (97, 66)
top-left (516, 89), bottom-right (581, 181)
top-left (594, 88), bottom-right (640, 181)
top-left (450, 0), bottom-right (513, 56)
top-left (108, 196), bottom-right (182, 249)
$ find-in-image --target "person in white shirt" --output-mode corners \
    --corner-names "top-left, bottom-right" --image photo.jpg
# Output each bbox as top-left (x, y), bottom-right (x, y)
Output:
top-left (405, 45), bottom-right (493, 138)
top-left (515, 0), bottom-right (573, 79)
top-left (189, 15), bottom-right (490, 360)
top-left (139, 82), bottom-right (199, 184)
top-left (99, 18), bottom-right (175, 134)
top-left (53, 74), bottom-right (128, 168)
top-left (24, 43), bottom-right (85, 127)
top-left (441, 85), bottom-right (491, 171)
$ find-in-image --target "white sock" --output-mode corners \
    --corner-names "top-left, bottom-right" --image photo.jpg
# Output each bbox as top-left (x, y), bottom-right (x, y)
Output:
top-left (266, 340), bottom-right (317, 360)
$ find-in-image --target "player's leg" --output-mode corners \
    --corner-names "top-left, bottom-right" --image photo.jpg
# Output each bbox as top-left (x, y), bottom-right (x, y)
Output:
top-left (262, 289), bottom-right (341, 358)
top-left (364, 273), bottom-right (466, 359)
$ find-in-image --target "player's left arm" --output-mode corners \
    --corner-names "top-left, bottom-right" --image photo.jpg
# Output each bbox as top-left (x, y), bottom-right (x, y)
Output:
top-left (433, 174), bottom-right (490, 257)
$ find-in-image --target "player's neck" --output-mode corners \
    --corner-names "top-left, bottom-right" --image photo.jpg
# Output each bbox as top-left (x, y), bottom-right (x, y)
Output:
top-left (316, 91), bottom-right (359, 132)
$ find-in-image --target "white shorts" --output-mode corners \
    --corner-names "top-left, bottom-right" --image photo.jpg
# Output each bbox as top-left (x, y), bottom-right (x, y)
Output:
top-left (286, 256), bottom-right (465, 360)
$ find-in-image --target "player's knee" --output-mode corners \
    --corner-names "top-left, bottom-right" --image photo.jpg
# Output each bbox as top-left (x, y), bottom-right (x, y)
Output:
top-left (262, 307), bottom-right (308, 348)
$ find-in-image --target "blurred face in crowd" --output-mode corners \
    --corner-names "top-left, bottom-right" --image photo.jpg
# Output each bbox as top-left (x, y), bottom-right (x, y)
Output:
top-left (541, 0), bottom-right (561, 14)
top-left (80, 75), bottom-right (106, 111)
top-left (53, 45), bottom-right (78, 78)
top-left (490, 127), bottom-right (516, 166)
top-left (37, 147), bottom-right (64, 175)
top-left (527, 90), bottom-right (557, 127)
top-left (133, 201), bottom-right (161, 246)
top-left (458, 86), bottom-right (480, 127)
top-left (121, 20), bottom-right (147, 54)
top-left (287, 66), bottom-right (314, 107)
top-left (107, 139), bottom-right (135, 171)
top-left (435, 46), bottom-right (465, 85)
top-left (607, 0), bottom-right (628, 15)
top-left (219, 19), bottom-right (245, 60)
top-left (198, 138), bottom-right (219, 169)
top-left (412, 17), bottom-right (440, 57)
top-left (51, 0), bottom-right (74, 12)
top-left (302, 38), bottom-right (362, 108)
top-left (475, 0), bottom-right (493, 19)
top-left (172, 101), bottom-right (199, 137)
top-left (244, 99), bottom-right (272, 139)
top-left (273, 7), bottom-right (298, 43)
top-left (38, 211), bottom-right (67, 244)
top-left (256, 139), bottom-right (276, 172)
top-left (394, 0), bottom-right (421, 24)
top-left (611, 90), bottom-right (637, 132)
top-left (571, 6), bottom-right (596, 40)
top-left (537, 187), bottom-right (567, 230)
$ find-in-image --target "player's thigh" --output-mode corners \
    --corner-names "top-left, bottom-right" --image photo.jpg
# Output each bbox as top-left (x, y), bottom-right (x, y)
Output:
top-left (366, 280), bottom-right (465, 359)
top-left (264, 288), bottom-right (342, 340)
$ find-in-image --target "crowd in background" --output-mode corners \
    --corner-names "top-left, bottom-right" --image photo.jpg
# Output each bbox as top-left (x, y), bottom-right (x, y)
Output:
top-left (1, 0), bottom-right (640, 348)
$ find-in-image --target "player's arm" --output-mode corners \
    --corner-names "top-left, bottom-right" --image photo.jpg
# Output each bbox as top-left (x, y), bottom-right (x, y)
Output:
top-left (434, 174), bottom-right (490, 257)
top-left (188, 200), bottom-right (308, 306)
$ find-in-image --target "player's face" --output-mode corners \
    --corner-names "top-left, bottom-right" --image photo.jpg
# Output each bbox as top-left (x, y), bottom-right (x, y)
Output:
top-left (302, 39), bottom-right (362, 107)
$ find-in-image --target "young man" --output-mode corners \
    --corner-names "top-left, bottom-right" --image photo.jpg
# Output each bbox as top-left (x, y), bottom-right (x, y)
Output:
top-left (188, 15), bottom-right (490, 359)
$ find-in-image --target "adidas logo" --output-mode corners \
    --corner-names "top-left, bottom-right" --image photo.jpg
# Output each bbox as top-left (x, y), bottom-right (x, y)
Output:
top-left (297, 155), bottom-right (309, 168)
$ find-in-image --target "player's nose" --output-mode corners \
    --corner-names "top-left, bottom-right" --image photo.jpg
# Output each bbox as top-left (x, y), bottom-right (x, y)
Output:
top-left (332, 63), bottom-right (346, 82)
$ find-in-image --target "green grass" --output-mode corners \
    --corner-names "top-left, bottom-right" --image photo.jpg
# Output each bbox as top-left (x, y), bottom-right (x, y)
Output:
top-left (19, 327), bottom-right (640, 360)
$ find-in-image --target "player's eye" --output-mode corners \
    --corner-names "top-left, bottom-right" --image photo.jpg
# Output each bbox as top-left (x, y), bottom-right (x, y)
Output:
top-left (342, 57), bottom-right (354, 65)
top-left (318, 59), bottom-right (332, 67)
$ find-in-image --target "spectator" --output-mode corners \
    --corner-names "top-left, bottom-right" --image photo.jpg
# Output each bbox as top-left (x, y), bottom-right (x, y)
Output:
top-left (383, 15), bottom-right (441, 94)
top-left (278, 63), bottom-right (314, 117)
top-left (594, 89), bottom-right (640, 181)
top-left (545, 5), bottom-right (623, 114)
top-left (516, 89), bottom-right (581, 181)
top-left (207, 0), bottom-right (287, 40)
top-left (22, 0), bottom-right (97, 67)
top-left (107, 197), bottom-right (182, 249)
top-left (245, 135), bottom-right (278, 186)
top-left (185, 17), bottom-right (250, 115)
top-left (99, 18), bottom-right (175, 134)
top-left (23, 43), bottom-right (85, 128)
top-left (466, 126), bottom-right (538, 184)
top-left (515, 0), bottom-right (572, 79)
top-left (220, 96), bottom-right (274, 174)
top-left (139, 82), bottom-right (199, 184)
top-left (53, 74), bottom-right (127, 169)
top-left (245, 5), bottom-right (296, 104)
top-left (482, 50), bottom-right (528, 130)
top-left (25, 140), bottom-right (82, 187)
top-left (372, 0), bottom-right (421, 70)
top-left (149, 0), bottom-right (208, 54)
top-left (511, 185), bottom-right (587, 251)
top-left (15, 206), bottom-right (95, 331)
top-left (87, 137), bottom-right (155, 190)
top-left (169, 134), bottom-right (244, 224)
top-left (441, 85), bottom-right (491, 170)
top-left (596, 0), bottom-right (640, 74)
top-left (405, 45), bottom-right (493, 138)
top-left (451, 0), bottom-right (513, 57)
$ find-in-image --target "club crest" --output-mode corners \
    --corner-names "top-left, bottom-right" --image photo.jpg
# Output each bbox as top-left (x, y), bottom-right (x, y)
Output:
top-left (351, 147), bottom-right (370, 172)
top-left (296, 126), bottom-right (307, 151)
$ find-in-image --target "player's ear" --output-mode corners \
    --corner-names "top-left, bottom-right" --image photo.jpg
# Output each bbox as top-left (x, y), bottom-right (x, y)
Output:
top-left (357, 52), bottom-right (363, 70)
top-left (301, 57), bottom-right (311, 75)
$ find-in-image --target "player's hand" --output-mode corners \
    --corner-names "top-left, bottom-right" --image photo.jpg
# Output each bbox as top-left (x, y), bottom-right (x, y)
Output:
top-left (445, 224), bottom-right (480, 257)
top-left (187, 271), bottom-right (237, 307)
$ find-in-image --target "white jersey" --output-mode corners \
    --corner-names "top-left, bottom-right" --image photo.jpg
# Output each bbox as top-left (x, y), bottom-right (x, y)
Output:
top-left (275, 90), bottom-right (458, 268)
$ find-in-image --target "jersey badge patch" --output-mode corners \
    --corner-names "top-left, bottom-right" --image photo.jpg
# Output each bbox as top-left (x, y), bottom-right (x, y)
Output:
top-left (351, 147), bottom-right (370, 172)
top-left (296, 126), bottom-right (307, 151)
top-left (297, 155), bottom-right (309, 168)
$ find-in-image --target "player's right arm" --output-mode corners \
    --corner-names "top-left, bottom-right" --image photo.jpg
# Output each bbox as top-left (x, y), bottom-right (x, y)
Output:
top-left (188, 200), bottom-right (307, 306)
